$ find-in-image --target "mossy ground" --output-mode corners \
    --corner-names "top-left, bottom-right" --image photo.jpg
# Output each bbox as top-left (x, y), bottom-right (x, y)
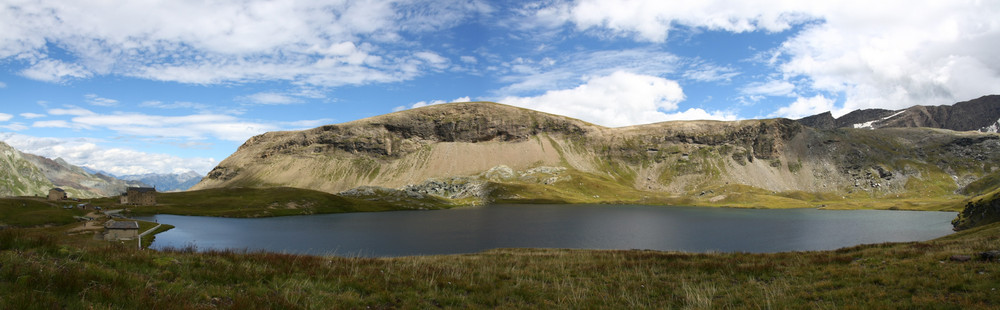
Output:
top-left (1, 217), bottom-right (998, 308)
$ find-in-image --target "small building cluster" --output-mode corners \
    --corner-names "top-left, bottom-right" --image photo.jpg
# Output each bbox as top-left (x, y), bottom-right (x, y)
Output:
top-left (48, 188), bottom-right (67, 201)
top-left (103, 220), bottom-right (139, 241)
top-left (121, 187), bottom-right (157, 206)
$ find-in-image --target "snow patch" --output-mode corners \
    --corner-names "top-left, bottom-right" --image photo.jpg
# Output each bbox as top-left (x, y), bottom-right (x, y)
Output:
top-left (980, 117), bottom-right (1000, 133)
top-left (852, 110), bottom-right (906, 129)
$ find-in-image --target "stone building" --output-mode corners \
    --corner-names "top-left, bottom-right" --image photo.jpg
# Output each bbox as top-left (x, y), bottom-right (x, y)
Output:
top-left (48, 188), bottom-right (66, 201)
top-left (104, 220), bottom-right (139, 241)
top-left (122, 187), bottom-right (157, 206)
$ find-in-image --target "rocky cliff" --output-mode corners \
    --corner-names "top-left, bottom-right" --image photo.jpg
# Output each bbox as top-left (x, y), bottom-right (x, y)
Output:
top-left (194, 101), bottom-right (1000, 209)
top-left (798, 95), bottom-right (1000, 131)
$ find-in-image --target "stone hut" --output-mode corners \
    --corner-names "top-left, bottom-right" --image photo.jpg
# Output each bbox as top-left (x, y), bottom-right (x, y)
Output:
top-left (48, 188), bottom-right (67, 201)
top-left (122, 187), bottom-right (157, 206)
top-left (104, 220), bottom-right (139, 241)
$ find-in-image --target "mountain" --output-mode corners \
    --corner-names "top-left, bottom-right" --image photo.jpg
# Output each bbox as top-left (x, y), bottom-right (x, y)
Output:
top-left (798, 95), bottom-right (1000, 132)
top-left (118, 171), bottom-right (203, 192)
top-left (193, 101), bottom-right (1000, 209)
top-left (19, 154), bottom-right (148, 198)
top-left (0, 141), bottom-right (55, 197)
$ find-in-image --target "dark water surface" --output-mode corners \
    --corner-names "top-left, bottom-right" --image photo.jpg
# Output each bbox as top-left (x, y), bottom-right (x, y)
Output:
top-left (138, 204), bottom-right (956, 257)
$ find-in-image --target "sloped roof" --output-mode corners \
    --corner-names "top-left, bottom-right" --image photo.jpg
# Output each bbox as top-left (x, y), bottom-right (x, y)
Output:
top-left (105, 221), bottom-right (139, 230)
top-left (127, 187), bottom-right (156, 193)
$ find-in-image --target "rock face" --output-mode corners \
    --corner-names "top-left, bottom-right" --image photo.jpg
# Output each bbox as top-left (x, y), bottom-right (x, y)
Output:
top-left (797, 95), bottom-right (1000, 131)
top-left (194, 101), bottom-right (1000, 210)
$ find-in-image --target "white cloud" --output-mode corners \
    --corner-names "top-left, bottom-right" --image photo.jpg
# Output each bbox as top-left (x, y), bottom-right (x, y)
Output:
top-left (497, 71), bottom-right (734, 127)
top-left (0, 113), bottom-right (11, 122)
top-left (0, 0), bottom-right (491, 86)
top-left (496, 49), bottom-right (681, 96)
top-left (84, 94), bottom-right (118, 107)
top-left (393, 96), bottom-right (472, 112)
top-left (19, 59), bottom-right (92, 83)
top-left (741, 80), bottom-right (797, 97)
top-left (530, 0), bottom-right (1000, 112)
top-left (70, 113), bottom-right (277, 142)
top-left (539, 0), bottom-right (809, 43)
top-left (1, 123), bottom-right (29, 131)
top-left (20, 113), bottom-right (46, 119)
top-left (683, 63), bottom-right (740, 82)
top-left (460, 56), bottom-right (478, 64)
top-left (0, 81), bottom-right (6, 88)
top-left (0, 133), bottom-right (217, 175)
top-left (48, 107), bottom-right (96, 116)
top-left (770, 95), bottom-right (836, 119)
top-left (240, 92), bottom-right (303, 105)
top-left (140, 101), bottom-right (210, 111)
top-left (31, 120), bottom-right (74, 128)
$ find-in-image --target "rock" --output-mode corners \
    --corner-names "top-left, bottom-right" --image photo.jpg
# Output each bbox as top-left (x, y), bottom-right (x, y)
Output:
top-left (979, 251), bottom-right (1000, 262)
top-left (950, 255), bottom-right (972, 262)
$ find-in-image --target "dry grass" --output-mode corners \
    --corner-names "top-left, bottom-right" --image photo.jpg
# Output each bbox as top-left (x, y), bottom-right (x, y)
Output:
top-left (1, 221), bottom-right (998, 309)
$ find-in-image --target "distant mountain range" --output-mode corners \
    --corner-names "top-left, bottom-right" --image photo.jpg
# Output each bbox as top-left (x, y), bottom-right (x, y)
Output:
top-left (797, 95), bottom-right (1000, 132)
top-left (0, 142), bottom-right (204, 198)
top-left (117, 171), bottom-right (203, 192)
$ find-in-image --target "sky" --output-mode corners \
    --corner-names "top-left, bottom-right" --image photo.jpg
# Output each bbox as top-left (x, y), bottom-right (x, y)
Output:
top-left (1, 0), bottom-right (998, 176)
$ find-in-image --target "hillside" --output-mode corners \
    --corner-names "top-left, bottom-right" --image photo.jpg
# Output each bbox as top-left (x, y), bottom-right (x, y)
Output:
top-left (798, 95), bottom-right (1000, 132)
top-left (193, 101), bottom-right (1000, 210)
top-left (0, 141), bottom-right (55, 197)
top-left (20, 154), bottom-right (147, 198)
top-left (0, 141), bottom-right (148, 199)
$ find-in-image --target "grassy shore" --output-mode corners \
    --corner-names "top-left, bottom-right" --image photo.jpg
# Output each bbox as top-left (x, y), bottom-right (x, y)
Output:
top-left (1, 219), bottom-right (997, 308)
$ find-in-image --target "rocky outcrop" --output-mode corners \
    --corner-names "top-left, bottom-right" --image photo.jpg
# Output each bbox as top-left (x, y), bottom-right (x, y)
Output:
top-left (953, 189), bottom-right (1000, 230)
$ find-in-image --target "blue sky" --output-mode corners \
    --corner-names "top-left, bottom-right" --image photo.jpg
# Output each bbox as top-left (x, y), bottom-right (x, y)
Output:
top-left (1, 0), bottom-right (998, 176)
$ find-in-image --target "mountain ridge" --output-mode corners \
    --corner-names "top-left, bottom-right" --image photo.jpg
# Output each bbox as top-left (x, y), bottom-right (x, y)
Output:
top-left (194, 100), bottom-right (1000, 212)
top-left (797, 95), bottom-right (1000, 132)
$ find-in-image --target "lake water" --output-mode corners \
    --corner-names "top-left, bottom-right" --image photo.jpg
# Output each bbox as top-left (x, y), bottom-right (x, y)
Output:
top-left (138, 204), bottom-right (957, 257)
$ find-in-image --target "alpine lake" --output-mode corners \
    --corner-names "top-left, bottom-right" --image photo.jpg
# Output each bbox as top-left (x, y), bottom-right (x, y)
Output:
top-left (137, 204), bottom-right (957, 257)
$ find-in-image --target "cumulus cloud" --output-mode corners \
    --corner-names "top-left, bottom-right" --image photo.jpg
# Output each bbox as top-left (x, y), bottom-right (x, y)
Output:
top-left (0, 113), bottom-right (11, 122)
top-left (770, 95), bottom-right (836, 119)
top-left (499, 71), bottom-right (731, 127)
top-left (528, 0), bottom-right (1000, 113)
top-left (0, 133), bottom-right (217, 175)
top-left (0, 0), bottom-right (491, 86)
